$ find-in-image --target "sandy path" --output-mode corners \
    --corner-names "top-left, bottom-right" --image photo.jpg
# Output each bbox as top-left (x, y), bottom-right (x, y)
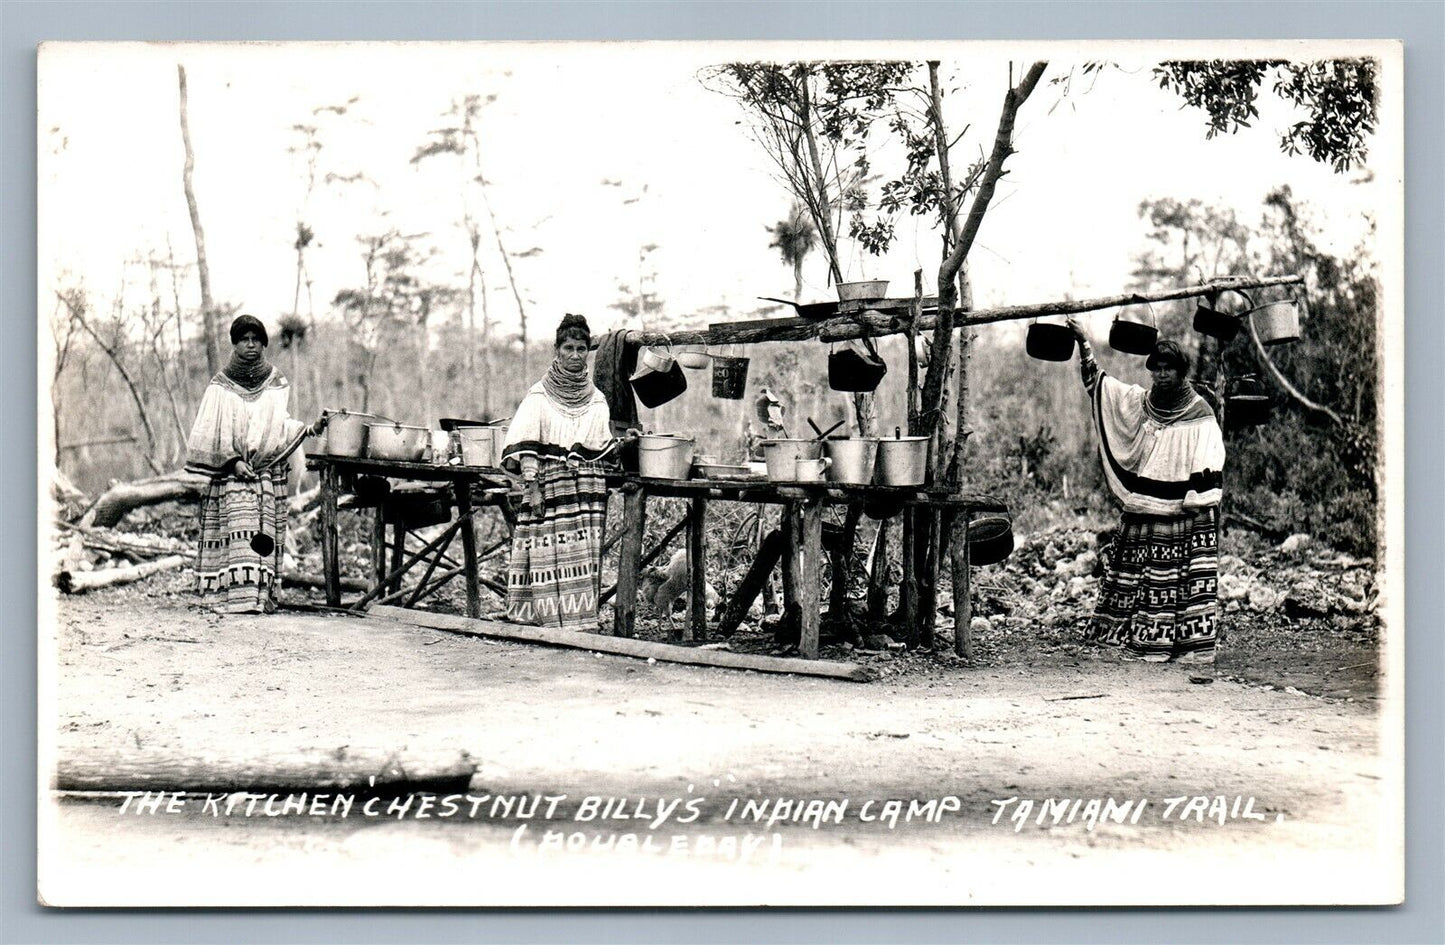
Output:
top-left (41, 593), bottom-right (1399, 907)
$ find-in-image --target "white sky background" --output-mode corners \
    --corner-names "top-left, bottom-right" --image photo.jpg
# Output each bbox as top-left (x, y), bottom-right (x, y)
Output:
top-left (37, 41), bottom-right (1383, 346)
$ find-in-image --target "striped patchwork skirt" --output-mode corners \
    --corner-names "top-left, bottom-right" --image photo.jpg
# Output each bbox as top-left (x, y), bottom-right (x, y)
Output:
top-left (506, 460), bottom-right (608, 631)
top-left (1084, 506), bottom-right (1219, 658)
top-left (196, 467), bottom-right (288, 614)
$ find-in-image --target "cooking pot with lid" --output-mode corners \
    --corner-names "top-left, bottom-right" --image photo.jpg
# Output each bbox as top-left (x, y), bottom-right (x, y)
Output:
top-left (323, 409), bottom-right (379, 457)
top-left (875, 427), bottom-right (929, 487)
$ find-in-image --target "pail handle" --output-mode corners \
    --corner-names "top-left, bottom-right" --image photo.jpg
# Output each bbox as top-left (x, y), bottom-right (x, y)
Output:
top-left (1121, 294), bottom-right (1160, 328)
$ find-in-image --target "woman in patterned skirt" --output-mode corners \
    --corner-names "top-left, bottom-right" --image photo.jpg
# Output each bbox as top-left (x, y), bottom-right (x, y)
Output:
top-left (501, 314), bottom-right (617, 631)
top-left (1069, 321), bottom-right (1225, 664)
top-left (185, 315), bottom-right (328, 614)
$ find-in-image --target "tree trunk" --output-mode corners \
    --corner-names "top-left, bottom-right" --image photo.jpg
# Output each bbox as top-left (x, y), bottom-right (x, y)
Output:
top-left (177, 65), bottom-right (219, 377)
top-left (81, 471), bottom-right (210, 528)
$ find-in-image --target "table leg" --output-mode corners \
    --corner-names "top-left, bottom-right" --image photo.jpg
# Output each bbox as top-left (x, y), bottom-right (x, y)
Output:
top-left (371, 508), bottom-right (388, 590)
top-left (780, 504), bottom-right (797, 618)
top-left (613, 486), bottom-right (645, 637)
top-left (388, 515), bottom-right (406, 596)
top-left (901, 508), bottom-right (918, 636)
top-left (798, 499), bottom-right (823, 659)
top-left (952, 511), bottom-right (973, 659)
top-left (454, 480), bottom-right (481, 619)
top-left (688, 496), bottom-right (707, 642)
top-left (321, 464), bottom-right (340, 607)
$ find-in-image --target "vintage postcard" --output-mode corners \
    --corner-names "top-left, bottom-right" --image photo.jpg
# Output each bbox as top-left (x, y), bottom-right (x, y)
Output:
top-left (37, 39), bottom-right (1403, 907)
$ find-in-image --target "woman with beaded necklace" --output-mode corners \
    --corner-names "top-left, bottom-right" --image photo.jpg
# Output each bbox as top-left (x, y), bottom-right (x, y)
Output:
top-left (500, 314), bottom-right (617, 631)
top-left (1069, 321), bottom-right (1226, 664)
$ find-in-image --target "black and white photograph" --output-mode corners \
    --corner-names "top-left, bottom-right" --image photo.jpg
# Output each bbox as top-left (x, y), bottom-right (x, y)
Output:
top-left (36, 39), bottom-right (1404, 907)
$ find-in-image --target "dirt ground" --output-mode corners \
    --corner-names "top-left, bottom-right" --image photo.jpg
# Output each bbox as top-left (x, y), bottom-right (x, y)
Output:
top-left (39, 566), bottom-right (1399, 907)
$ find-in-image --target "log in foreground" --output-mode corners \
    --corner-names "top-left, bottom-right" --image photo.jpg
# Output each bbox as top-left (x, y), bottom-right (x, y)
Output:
top-left (369, 605), bottom-right (878, 683)
top-left (55, 554), bottom-right (188, 594)
top-left (54, 746), bottom-right (477, 794)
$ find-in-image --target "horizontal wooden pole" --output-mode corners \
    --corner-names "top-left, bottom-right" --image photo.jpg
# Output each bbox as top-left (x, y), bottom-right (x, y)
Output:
top-left (623, 274), bottom-right (1303, 347)
top-left (369, 605), bottom-right (878, 683)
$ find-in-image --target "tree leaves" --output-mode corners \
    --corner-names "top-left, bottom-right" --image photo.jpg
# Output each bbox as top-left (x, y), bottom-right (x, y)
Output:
top-left (1155, 58), bottom-right (1378, 172)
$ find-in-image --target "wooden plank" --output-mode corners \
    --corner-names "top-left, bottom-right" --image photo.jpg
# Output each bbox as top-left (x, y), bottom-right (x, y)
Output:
top-left (53, 746), bottom-right (476, 794)
top-left (321, 464), bottom-right (341, 607)
top-left (687, 496), bottom-right (707, 642)
top-left (388, 516), bottom-right (406, 596)
top-left (370, 605), bottom-right (877, 683)
top-left (371, 507), bottom-right (388, 589)
top-left (798, 500), bottom-right (823, 659)
top-left (612, 486), bottom-right (645, 637)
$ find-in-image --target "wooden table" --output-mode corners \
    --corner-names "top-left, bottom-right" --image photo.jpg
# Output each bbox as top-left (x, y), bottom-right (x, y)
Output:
top-left (608, 476), bottom-right (1007, 659)
top-left (306, 454), bottom-right (515, 618)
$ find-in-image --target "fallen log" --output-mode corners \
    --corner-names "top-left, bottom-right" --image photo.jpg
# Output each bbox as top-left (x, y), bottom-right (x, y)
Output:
top-left (80, 471), bottom-right (209, 528)
top-left (52, 745), bottom-right (476, 794)
top-left (55, 555), bottom-right (187, 594)
top-left (370, 605), bottom-right (877, 683)
top-left (61, 524), bottom-right (190, 560)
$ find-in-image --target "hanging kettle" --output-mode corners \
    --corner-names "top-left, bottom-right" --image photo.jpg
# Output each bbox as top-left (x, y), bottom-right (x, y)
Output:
top-left (628, 341), bottom-right (688, 408)
top-left (1225, 374), bottom-right (1272, 431)
top-left (1193, 288), bottom-right (1252, 343)
top-left (828, 332), bottom-right (888, 392)
top-left (1109, 295), bottom-right (1159, 356)
top-left (1025, 315), bottom-right (1076, 361)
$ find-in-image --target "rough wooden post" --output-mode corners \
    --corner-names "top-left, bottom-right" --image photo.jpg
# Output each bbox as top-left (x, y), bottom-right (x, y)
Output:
top-left (454, 479), bottom-right (481, 619)
top-left (901, 508), bottom-right (918, 638)
top-left (798, 499), bottom-right (824, 659)
top-left (613, 484), bottom-right (645, 637)
top-left (780, 503), bottom-right (799, 631)
top-left (371, 507), bottom-right (388, 589)
top-left (320, 464), bottom-right (340, 606)
top-left (688, 495), bottom-right (707, 641)
top-left (952, 511), bottom-right (973, 659)
top-left (388, 513), bottom-right (406, 596)
top-left (716, 528), bottom-right (785, 637)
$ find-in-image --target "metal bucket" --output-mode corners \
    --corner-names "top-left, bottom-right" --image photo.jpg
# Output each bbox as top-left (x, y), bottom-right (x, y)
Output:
top-left (875, 430), bottom-right (929, 486)
top-left (711, 355), bottom-right (750, 399)
top-left (760, 438), bottom-right (822, 482)
top-left (456, 426), bottom-right (505, 467)
top-left (1252, 300), bottom-right (1300, 346)
top-left (637, 434), bottom-right (695, 479)
top-left (323, 410), bottom-right (377, 457)
top-left (824, 437), bottom-right (878, 485)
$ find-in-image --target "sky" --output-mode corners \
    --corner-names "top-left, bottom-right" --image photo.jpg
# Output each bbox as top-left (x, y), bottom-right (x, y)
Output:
top-left (37, 40), bottom-right (1391, 347)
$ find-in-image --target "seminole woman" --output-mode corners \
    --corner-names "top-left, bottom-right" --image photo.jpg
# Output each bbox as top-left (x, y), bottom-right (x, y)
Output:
top-left (185, 315), bottom-right (327, 614)
top-left (501, 314), bottom-right (617, 630)
top-left (1070, 321), bottom-right (1225, 664)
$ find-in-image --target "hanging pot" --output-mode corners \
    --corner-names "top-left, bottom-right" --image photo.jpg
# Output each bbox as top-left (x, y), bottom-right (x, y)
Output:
top-left (1026, 318), bottom-right (1076, 361)
top-left (1109, 296), bottom-right (1159, 356)
top-left (966, 513), bottom-right (1015, 566)
top-left (630, 342), bottom-right (688, 408)
top-left (676, 345), bottom-right (711, 370)
top-left (1225, 374), bottom-right (1272, 431)
top-left (1252, 300), bottom-right (1301, 346)
top-left (829, 333), bottom-right (889, 392)
top-left (711, 355), bottom-right (750, 399)
top-left (1193, 288), bottom-right (1252, 343)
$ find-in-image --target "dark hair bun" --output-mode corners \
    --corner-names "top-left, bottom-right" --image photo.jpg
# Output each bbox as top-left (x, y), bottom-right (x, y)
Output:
top-left (555, 313), bottom-right (591, 345)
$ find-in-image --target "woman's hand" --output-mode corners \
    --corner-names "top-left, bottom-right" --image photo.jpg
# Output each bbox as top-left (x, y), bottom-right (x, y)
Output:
top-left (233, 459), bottom-right (257, 480)
top-left (1067, 317), bottom-right (1092, 356)
top-left (523, 478), bottom-right (543, 513)
top-left (311, 411), bottom-right (331, 436)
